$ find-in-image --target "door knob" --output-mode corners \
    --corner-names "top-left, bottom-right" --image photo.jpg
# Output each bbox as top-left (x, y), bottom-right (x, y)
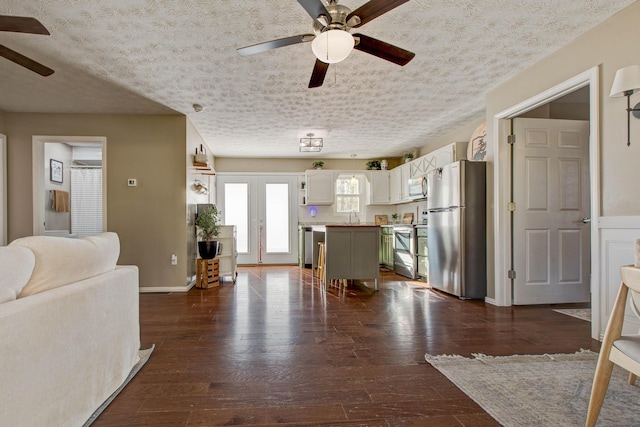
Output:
top-left (581, 217), bottom-right (591, 224)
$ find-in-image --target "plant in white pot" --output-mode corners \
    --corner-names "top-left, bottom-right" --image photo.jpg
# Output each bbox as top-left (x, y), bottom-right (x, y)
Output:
top-left (195, 205), bottom-right (221, 259)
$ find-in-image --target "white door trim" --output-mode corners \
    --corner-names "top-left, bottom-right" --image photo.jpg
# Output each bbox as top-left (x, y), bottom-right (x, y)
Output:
top-left (32, 135), bottom-right (107, 236)
top-left (492, 66), bottom-right (601, 338)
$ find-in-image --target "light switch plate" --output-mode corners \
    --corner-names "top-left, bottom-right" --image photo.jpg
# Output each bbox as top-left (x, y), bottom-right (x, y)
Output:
top-left (127, 179), bottom-right (137, 187)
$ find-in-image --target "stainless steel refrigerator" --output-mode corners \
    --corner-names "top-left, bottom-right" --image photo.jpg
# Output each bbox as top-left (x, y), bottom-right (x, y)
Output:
top-left (426, 160), bottom-right (486, 299)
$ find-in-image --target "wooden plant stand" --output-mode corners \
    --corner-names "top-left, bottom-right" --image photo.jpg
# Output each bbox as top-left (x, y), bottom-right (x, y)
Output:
top-left (195, 258), bottom-right (220, 288)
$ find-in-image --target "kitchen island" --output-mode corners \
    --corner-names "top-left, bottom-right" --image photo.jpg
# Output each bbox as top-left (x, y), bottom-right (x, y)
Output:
top-left (311, 225), bottom-right (380, 291)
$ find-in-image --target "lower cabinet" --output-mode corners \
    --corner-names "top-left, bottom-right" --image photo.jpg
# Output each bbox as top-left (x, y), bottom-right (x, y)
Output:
top-left (380, 226), bottom-right (394, 270)
top-left (325, 226), bottom-right (380, 290)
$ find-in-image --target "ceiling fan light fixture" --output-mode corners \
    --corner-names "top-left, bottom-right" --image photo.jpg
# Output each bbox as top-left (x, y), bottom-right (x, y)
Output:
top-left (311, 29), bottom-right (354, 64)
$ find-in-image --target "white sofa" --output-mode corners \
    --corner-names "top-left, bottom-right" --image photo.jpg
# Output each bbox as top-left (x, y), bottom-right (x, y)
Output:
top-left (0, 232), bottom-right (141, 427)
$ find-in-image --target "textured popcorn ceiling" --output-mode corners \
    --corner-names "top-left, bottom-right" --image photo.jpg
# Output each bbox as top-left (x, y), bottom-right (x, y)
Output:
top-left (0, 0), bottom-right (633, 158)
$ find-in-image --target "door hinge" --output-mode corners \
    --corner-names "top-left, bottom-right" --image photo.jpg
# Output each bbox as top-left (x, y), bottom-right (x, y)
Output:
top-left (507, 134), bottom-right (516, 145)
top-left (508, 269), bottom-right (516, 279)
top-left (508, 202), bottom-right (516, 212)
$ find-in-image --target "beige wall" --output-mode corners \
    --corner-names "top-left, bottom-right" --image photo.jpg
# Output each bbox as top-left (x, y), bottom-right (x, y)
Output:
top-left (417, 118), bottom-right (485, 157)
top-left (5, 113), bottom-right (188, 289)
top-left (486, 2), bottom-right (640, 216)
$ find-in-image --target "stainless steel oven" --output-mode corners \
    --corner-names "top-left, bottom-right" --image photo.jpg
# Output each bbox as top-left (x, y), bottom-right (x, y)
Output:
top-left (393, 225), bottom-right (416, 279)
top-left (416, 225), bottom-right (428, 281)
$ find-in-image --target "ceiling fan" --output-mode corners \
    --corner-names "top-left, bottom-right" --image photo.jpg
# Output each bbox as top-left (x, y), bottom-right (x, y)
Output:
top-left (237, 0), bottom-right (414, 88)
top-left (0, 15), bottom-right (54, 76)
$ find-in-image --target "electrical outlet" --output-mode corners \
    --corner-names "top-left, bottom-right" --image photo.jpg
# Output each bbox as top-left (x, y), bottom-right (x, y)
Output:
top-left (171, 254), bottom-right (177, 265)
top-left (127, 178), bottom-right (137, 187)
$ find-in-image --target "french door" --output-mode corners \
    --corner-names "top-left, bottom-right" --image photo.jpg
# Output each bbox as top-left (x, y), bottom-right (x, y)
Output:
top-left (217, 174), bottom-right (298, 265)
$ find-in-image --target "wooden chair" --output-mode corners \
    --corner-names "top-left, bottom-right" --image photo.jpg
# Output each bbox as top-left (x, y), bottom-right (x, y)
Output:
top-left (586, 265), bottom-right (640, 426)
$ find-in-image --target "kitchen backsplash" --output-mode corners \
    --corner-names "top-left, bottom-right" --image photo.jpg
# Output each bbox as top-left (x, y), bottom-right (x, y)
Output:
top-left (298, 200), bottom-right (427, 225)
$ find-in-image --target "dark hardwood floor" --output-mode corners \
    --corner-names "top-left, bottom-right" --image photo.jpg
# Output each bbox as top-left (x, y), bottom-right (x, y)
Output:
top-left (94, 266), bottom-right (599, 426)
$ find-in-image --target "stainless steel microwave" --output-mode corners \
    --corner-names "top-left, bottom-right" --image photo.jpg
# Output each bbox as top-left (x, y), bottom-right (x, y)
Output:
top-left (407, 175), bottom-right (428, 199)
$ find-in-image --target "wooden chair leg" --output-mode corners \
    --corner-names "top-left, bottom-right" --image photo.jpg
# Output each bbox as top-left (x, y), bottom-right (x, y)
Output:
top-left (585, 358), bottom-right (615, 427)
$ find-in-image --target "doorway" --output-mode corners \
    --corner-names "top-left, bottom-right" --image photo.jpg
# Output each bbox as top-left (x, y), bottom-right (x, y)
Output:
top-left (32, 136), bottom-right (107, 237)
top-left (216, 174), bottom-right (299, 265)
top-left (493, 67), bottom-right (601, 337)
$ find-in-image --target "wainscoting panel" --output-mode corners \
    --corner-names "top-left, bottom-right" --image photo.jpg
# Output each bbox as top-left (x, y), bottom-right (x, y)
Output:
top-left (597, 216), bottom-right (640, 339)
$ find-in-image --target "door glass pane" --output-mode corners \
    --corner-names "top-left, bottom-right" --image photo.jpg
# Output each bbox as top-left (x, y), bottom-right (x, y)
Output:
top-left (224, 183), bottom-right (249, 253)
top-left (265, 183), bottom-right (289, 253)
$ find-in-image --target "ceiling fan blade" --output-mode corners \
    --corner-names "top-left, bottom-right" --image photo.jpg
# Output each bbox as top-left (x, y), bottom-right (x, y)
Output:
top-left (237, 34), bottom-right (314, 56)
top-left (297, 0), bottom-right (331, 25)
top-left (0, 16), bottom-right (50, 35)
top-left (353, 34), bottom-right (414, 66)
top-left (309, 59), bottom-right (329, 88)
top-left (347, 0), bottom-right (410, 28)
top-left (0, 44), bottom-right (54, 76)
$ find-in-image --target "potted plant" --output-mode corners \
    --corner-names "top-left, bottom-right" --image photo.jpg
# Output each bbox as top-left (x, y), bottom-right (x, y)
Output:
top-left (366, 160), bottom-right (381, 170)
top-left (403, 153), bottom-right (414, 163)
top-left (391, 213), bottom-right (399, 224)
top-left (195, 205), bottom-right (221, 259)
top-left (312, 161), bottom-right (324, 169)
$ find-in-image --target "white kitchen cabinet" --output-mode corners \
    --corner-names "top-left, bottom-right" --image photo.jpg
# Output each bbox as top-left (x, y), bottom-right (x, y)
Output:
top-left (434, 144), bottom-right (454, 168)
top-left (399, 163), bottom-right (412, 203)
top-left (305, 169), bottom-right (334, 205)
top-left (368, 170), bottom-right (390, 204)
top-left (217, 225), bottom-right (237, 283)
top-left (389, 163), bottom-right (412, 204)
top-left (389, 166), bottom-right (403, 204)
top-left (410, 156), bottom-right (432, 178)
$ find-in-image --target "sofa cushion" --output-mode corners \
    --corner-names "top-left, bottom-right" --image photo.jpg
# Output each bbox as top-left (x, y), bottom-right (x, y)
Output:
top-left (0, 246), bottom-right (36, 304)
top-left (9, 232), bottom-right (120, 297)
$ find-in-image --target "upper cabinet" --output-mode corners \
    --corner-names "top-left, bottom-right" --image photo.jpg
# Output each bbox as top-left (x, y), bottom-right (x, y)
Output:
top-left (389, 163), bottom-right (411, 204)
top-left (305, 169), bottom-right (334, 205)
top-left (368, 170), bottom-right (390, 205)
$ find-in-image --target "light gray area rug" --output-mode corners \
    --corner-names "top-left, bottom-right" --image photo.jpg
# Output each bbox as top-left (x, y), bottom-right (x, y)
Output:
top-left (425, 350), bottom-right (640, 427)
top-left (83, 345), bottom-right (154, 426)
top-left (553, 308), bottom-right (591, 322)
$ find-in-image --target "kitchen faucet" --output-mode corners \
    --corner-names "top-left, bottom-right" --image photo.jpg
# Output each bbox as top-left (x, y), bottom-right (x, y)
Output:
top-left (349, 210), bottom-right (360, 225)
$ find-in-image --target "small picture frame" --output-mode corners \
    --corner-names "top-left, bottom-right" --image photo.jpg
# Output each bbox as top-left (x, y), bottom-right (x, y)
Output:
top-left (50, 159), bottom-right (63, 183)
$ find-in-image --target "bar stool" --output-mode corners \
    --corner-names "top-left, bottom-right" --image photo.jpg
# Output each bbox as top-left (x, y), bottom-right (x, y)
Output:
top-left (316, 242), bottom-right (326, 283)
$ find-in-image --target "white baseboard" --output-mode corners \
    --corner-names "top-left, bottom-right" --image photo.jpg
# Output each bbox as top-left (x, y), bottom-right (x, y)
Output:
top-left (139, 282), bottom-right (195, 293)
top-left (484, 296), bottom-right (497, 306)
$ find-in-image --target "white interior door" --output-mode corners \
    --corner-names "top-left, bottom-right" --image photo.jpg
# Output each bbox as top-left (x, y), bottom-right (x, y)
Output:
top-left (217, 174), bottom-right (298, 265)
top-left (512, 118), bottom-right (591, 304)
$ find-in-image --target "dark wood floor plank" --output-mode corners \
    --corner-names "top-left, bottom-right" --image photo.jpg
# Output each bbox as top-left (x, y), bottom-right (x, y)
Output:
top-left (92, 265), bottom-right (598, 426)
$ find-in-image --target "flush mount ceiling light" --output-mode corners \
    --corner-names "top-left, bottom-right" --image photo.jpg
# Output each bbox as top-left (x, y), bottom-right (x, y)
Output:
top-left (311, 29), bottom-right (355, 64)
top-left (610, 64), bottom-right (640, 147)
top-left (300, 133), bottom-right (323, 152)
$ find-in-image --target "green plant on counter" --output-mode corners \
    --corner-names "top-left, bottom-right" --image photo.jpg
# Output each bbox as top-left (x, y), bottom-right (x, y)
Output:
top-left (195, 205), bottom-right (221, 240)
top-left (366, 160), bottom-right (381, 170)
top-left (391, 213), bottom-right (399, 223)
top-left (402, 153), bottom-right (414, 162)
top-left (312, 161), bottom-right (324, 169)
